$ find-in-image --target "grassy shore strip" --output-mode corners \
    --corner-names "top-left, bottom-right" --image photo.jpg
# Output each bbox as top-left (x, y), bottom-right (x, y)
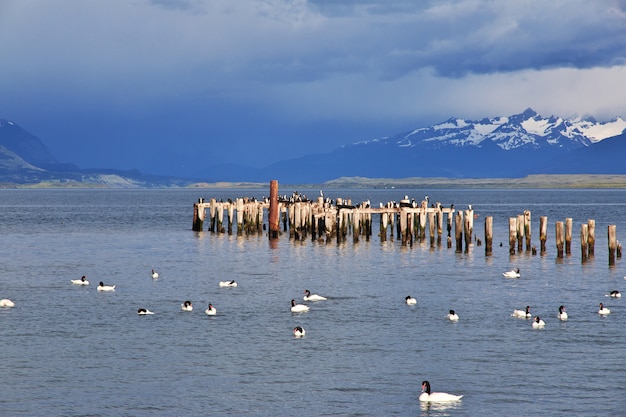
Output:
top-left (317, 175), bottom-right (626, 189)
top-left (3, 174), bottom-right (626, 189)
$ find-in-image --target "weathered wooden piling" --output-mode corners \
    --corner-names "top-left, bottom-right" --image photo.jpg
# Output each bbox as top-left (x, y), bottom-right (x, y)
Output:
top-left (524, 210), bottom-right (532, 252)
top-left (436, 203), bottom-right (443, 246)
top-left (192, 198), bottom-right (204, 231)
top-left (455, 211), bottom-right (463, 253)
top-left (587, 219), bottom-right (595, 257)
top-left (508, 217), bottom-right (517, 255)
top-left (565, 218), bottom-right (572, 255)
top-left (556, 221), bottom-right (564, 258)
top-left (429, 211), bottom-right (436, 247)
top-left (269, 180), bottom-right (279, 239)
top-left (464, 209), bottom-right (473, 253)
top-left (608, 225), bottom-right (617, 266)
top-left (540, 216), bottom-right (548, 255)
top-left (485, 216), bottom-right (493, 256)
top-left (581, 223), bottom-right (588, 263)
top-left (516, 214), bottom-right (524, 253)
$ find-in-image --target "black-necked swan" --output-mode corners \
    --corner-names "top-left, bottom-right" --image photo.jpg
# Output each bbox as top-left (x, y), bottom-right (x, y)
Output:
top-left (151, 269), bottom-right (159, 279)
top-left (181, 300), bottom-right (193, 311)
top-left (137, 308), bottom-right (154, 315)
top-left (405, 295), bottom-right (417, 305)
top-left (512, 306), bottom-right (531, 318)
top-left (447, 310), bottom-right (459, 321)
top-left (503, 268), bottom-right (521, 278)
top-left (0, 299), bottom-right (15, 308)
top-left (419, 380), bottom-right (463, 402)
top-left (71, 275), bottom-right (89, 285)
top-left (598, 303), bottom-right (611, 315)
top-left (609, 290), bottom-right (621, 298)
top-left (219, 280), bottom-right (238, 287)
top-left (293, 326), bottom-right (306, 337)
top-left (97, 282), bottom-right (116, 292)
top-left (532, 316), bottom-right (545, 328)
top-left (291, 299), bottom-right (309, 313)
top-left (303, 289), bottom-right (327, 301)
top-left (558, 305), bottom-right (568, 321)
top-left (205, 303), bottom-right (217, 315)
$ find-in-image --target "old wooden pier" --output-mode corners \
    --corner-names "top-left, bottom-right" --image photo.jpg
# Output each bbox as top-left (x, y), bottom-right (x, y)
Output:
top-left (192, 181), bottom-right (621, 264)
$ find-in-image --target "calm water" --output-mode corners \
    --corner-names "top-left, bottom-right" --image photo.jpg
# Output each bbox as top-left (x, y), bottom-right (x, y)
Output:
top-left (1, 188), bottom-right (626, 416)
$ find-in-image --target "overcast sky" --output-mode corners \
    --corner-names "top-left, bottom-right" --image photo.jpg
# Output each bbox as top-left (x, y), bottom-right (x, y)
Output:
top-left (1, 0), bottom-right (625, 177)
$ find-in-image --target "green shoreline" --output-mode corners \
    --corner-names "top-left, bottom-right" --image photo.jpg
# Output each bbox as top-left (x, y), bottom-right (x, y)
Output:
top-left (4, 174), bottom-right (626, 189)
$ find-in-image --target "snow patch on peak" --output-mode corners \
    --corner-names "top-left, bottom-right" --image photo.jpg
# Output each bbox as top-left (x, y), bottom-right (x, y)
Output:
top-left (576, 117), bottom-right (626, 142)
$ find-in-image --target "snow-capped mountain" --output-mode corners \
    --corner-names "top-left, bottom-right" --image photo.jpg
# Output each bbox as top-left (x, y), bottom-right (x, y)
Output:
top-left (251, 108), bottom-right (626, 182)
top-left (351, 108), bottom-right (626, 152)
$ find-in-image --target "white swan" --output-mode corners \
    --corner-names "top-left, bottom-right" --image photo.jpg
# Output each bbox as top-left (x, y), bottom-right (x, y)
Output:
top-left (71, 275), bottom-right (89, 285)
top-left (97, 282), bottom-right (116, 292)
top-left (532, 316), bottom-right (545, 328)
top-left (558, 305), bottom-right (568, 321)
top-left (219, 280), bottom-right (238, 287)
top-left (0, 299), bottom-right (15, 308)
top-left (205, 303), bottom-right (217, 315)
top-left (503, 268), bottom-right (521, 278)
top-left (512, 306), bottom-right (531, 318)
top-left (609, 290), bottom-right (621, 298)
top-left (303, 289), bottom-right (327, 301)
top-left (447, 310), bottom-right (459, 321)
top-left (293, 326), bottom-right (306, 337)
top-left (405, 295), bottom-right (417, 305)
top-left (137, 308), bottom-right (154, 315)
top-left (419, 380), bottom-right (463, 402)
top-left (151, 269), bottom-right (159, 279)
top-left (291, 299), bottom-right (309, 313)
top-left (599, 303), bottom-right (611, 315)
top-left (181, 300), bottom-right (193, 311)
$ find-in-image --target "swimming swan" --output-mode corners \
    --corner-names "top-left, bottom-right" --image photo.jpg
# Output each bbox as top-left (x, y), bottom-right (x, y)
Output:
top-left (447, 310), bottom-right (459, 321)
top-left (0, 299), bottom-right (15, 308)
top-left (219, 280), bottom-right (238, 287)
top-left (419, 380), bottom-right (463, 402)
top-left (97, 282), bottom-right (116, 292)
top-left (558, 305), bottom-right (568, 321)
top-left (205, 303), bottom-right (217, 315)
top-left (181, 300), bottom-right (193, 311)
top-left (293, 326), bottom-right (306, 337)
top-left (598, 303), bottom-right (611, 315)
top-left (405, 296), bottom-right (417, 305)
top-left (503, 268), bottom-right (521, 278)
top-left (151, 269), bottom-right (159, 279)
top-left (303, 289), bottom-right (327, 301)
top-left (137, 308), bottom-right (154, 315)
top-left (512, 306), bottom-right (531, 318)
top-left (609, 290), bottom-right (621, 298)
top-left (291, 299), bottom-right (310, 313)
top-left (71, 275), bottom-right (89, 285)
top-left (532, 316), bottom-right (545, 328)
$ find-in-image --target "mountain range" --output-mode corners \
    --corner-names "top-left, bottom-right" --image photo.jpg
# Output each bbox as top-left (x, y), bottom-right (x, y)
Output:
top-left (1, 108), bottom-right (626, 186)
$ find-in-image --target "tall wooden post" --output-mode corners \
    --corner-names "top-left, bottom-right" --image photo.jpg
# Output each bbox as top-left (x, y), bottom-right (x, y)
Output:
top-left (516, 214), bottom-right (524, 253)
top-left (556, 221), bottom-right (564, 258)
top-left (540, 216), bottom-right (548, 255)
top-left (524, 210), bottom-right (532, 252)
top-left (508, 217), bottom-right (517, 255)
top-left (581, 224), bottom-right (588, 263)
top-left (192, 199), bottom-right (204, 231)
top-left (269, 180), bottom-right (279, 240)
top-left (608, 225), bottom-right (617, 266)
top-left (455, 211), bottom-right (463, 253)
top-left (588, 219), bottom-right (596, 257)
top-left (485, 216), bottom-right (493, 256)
top-left (565, 218), bottom-right (572, 255)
